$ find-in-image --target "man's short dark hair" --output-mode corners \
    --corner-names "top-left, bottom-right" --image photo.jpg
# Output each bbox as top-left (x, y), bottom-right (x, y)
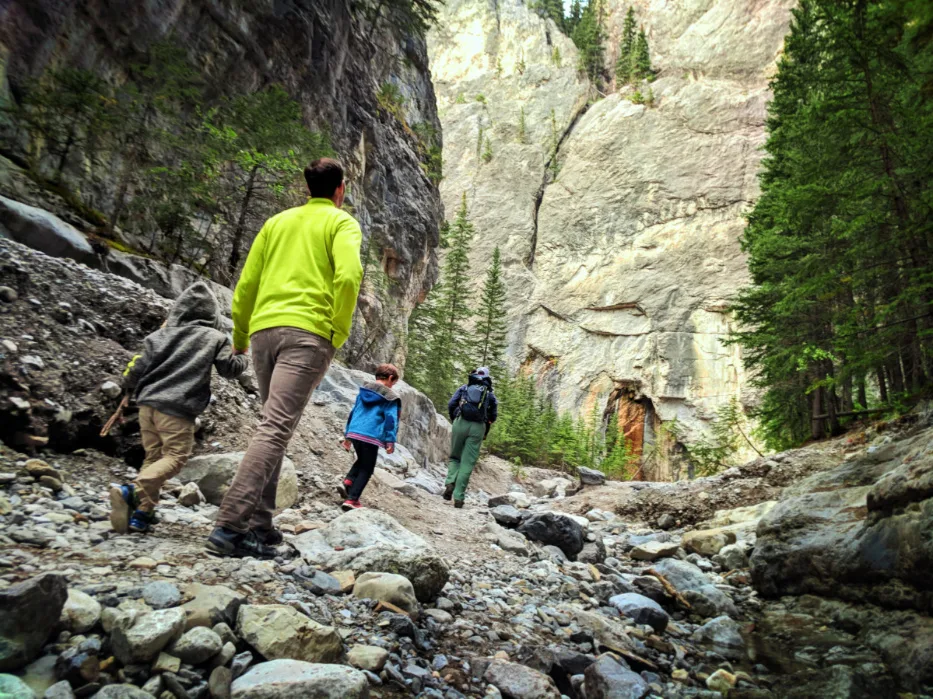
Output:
top-left (304, 158), bottom-right (344, 198)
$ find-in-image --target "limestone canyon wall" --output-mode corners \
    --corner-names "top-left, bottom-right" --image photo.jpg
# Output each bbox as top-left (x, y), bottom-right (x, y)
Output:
top-left (0, 0), bottom-right (443, 369)
top-left (429, 0), bottom-right (795, 475)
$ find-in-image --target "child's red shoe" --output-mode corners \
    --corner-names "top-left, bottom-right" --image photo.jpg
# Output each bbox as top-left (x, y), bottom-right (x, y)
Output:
top-left (341, 499), bottom-right (362, 511)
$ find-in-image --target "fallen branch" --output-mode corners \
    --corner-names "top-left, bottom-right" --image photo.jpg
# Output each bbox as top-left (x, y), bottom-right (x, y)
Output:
top-left (645, 567), bottom-right (691, 610)
top-left (100, 395), bottom-right (129, 437)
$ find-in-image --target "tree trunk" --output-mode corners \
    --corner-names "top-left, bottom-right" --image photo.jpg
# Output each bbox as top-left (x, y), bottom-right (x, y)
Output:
top-left (811, 385), bottom-right (824, 440)
top-left (55, 121), bottom-right (78, 183)
top-left (876, 366), bottom-right (888, 404)
top-left (227, 165), bottom-right (259, 284)
top-left (857, 376), bottom-right (867, 408)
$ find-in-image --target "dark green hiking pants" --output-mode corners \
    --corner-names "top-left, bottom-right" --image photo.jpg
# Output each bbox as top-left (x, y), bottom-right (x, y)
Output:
top-left (445, 416), bottom-right (485, 501)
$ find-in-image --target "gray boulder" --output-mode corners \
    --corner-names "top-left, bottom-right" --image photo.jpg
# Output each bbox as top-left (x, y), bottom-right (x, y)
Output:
top-left (291, 508), bottom-right (449, 602)
top-left (652, 558), bottom-right (737, 618)
top-left (584, 654), bottom-right (649, 699)
top-left (230, 659), bottom-right (368, 699)
top-left (483, 659), bottom-right (561, 699)
top-left (236, 605), bottom-right (342, 664)
top-left (87, 685), bottom-right (155, 698)
top-left (0, 674), bottom-right (34, 699)
top-left (180, 453), bottom-right (298, 509)
top-left (143, 581), bottom-right (182, 610)
top-left (713, 543), bottom-right (749, 571)
top-left (491, 505), bottom-right (524, 527)
top-left (352, 572), bottom-right (418, 614)
top-left (169, 626), bottom-right (223, 665)
top-left (578, 467), bottom-right (607, 486)
top-left (0, 196), bottom-right (96, 266)
top-left (60, 588), bottom-right (101, 634)
top-left (0, 573), bottom-right (67, 671)
top-left (693, 616), bottom-right (745, 660)
top-left (111, 608), bottom-right (186, 664)
top-left (518, 513), bottom-right (585, 559)
top-left (182, 583), bottom-right (245, 629)
top-left (608, 593), bottom-right (669, 634)
top-left (484, 521), bottom-right (530, 556)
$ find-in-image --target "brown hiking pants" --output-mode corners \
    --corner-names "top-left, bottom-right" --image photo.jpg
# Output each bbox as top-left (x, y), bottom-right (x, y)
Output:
top-left (135, 406), bottom-right (196, 512)
top-left (216, 327), bottom-right (334, 533)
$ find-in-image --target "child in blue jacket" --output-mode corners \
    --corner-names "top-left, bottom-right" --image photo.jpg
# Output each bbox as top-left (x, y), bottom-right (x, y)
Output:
top-left (339, 363), bottom-right (402, 510)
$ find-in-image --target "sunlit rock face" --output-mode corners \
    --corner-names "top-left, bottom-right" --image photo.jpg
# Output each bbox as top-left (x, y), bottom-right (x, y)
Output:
top-left (430, 0), bottom-right (794, 476)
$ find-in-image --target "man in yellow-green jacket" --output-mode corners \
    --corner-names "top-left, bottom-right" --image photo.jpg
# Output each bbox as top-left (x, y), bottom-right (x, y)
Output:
top-left (207, 158), bottom-right (363, 558)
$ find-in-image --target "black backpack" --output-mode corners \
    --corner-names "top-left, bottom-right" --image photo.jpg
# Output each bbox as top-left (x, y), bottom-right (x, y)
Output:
top-left (459, 384), bottom-right (488, 423)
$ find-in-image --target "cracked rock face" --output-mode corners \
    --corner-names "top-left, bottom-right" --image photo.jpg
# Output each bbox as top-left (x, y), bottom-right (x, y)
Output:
top-left (430, 0), bottom-right (794, 472)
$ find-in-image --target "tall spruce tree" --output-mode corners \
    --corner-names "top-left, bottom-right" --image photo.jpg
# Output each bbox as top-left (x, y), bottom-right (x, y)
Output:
top-left (615, 7), bottom-right (637, 84)
top-left (406, 193), bottom-right (476, 408)
top-left (733, 0), bottom-right (933, 449)
top-left (476, 247), bottom-right (508, 372)
top-left (572, 0), bottom-right (606, 84)
top-left (567, 0), bottom-right (583, 34)
top-left (633, 28), bottom-right (653, 79)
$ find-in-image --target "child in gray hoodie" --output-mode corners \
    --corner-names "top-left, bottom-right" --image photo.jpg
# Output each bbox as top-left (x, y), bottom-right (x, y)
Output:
top-left (109, 282), bottom-right (248, 534)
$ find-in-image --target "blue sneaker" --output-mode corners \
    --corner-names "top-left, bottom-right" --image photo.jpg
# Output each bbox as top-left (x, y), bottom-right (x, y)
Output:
top-left (109, 484), bottom-right (137, 534)
top-left (128, 510), bottom-right (155, 533)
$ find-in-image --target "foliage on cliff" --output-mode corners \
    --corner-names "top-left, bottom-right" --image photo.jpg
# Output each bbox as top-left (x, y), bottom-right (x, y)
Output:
top-left (734, 0), bottom-right (933, 449)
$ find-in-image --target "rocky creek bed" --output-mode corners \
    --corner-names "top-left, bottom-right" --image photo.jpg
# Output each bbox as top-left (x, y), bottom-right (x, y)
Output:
top-left (1, 240), bottom-right (932, 699)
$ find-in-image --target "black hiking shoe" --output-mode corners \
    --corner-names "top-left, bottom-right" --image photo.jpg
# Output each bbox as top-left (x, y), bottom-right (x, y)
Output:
top-left (454, 500), bottom-right (464, 509)
top-left (206, 527), bottom-right (277, 559)
top-left (252, 527), bottom-right (284, 546)
top-left (443, 483), bottom-right (454, 501)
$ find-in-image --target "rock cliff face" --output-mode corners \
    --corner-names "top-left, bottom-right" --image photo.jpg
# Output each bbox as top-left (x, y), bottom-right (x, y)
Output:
top-left (430, 0), bottom-right (794, 476)
top-left (0, 0), bottom-right (443, 368)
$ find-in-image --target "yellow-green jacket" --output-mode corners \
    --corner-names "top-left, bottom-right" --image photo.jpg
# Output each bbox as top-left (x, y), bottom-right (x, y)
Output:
top-left (231, 198), bottom-right (364, 351)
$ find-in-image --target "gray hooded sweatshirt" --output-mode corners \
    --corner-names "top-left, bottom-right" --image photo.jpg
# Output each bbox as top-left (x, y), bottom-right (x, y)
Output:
top-left (123, 282), bottom-right (248, 419)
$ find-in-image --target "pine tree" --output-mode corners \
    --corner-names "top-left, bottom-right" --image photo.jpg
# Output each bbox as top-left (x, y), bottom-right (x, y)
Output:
top-left (517, 107), bottom-right (528, 144)
top-left (571, 0), bottom-right (606, 84)
top-left (732, 0), bottom-right (933, 449)
top-left (482, 136), bottom-right (493, 163)
top-left (406, 194), bottom-right (476, 408)
top-left (615, 7), bottom-right (637, 85)
top-left (633, 28), bottom-right (653, 80)
top-left (476, 247), bottom-right (508, 373)
top-left (567, 0), bottom-right (583, 35)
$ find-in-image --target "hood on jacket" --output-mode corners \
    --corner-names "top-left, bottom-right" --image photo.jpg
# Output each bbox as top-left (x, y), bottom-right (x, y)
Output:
top-left (468, 373), bottom-right (493, 390)
top-left (167, 282), bottom-right (222, 330)
top-left (360, 380), bottom-right (401, 404)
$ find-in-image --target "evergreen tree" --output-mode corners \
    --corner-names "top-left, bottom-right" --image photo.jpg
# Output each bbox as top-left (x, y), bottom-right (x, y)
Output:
top-left (567, 0), bottom-right (583, 35)
top-left (615, 7), bottom-right (637, 85)
top-left (517, 107), bottom-right (528, 144)
top-left (633, 28), bottom-right (653, 80)
top-left (476, 247), bottom-right (508, 373)
top-left (571, 0), bottom-right (606, 84)
top-left (733, 0), bottom-right (933, 449)
top-left (406, 194), bottom-right (476, 408)
top-left (533, 0), bottom-right (566, 30)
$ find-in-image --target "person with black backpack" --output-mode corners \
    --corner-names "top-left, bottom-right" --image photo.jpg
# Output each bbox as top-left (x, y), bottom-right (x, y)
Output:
top-left (443, 367), bottom-right (498, 508)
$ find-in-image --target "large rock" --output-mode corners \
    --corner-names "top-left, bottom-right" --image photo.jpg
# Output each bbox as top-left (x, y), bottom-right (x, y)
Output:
top-left (0, 674), bottom-right (35, 699)
top-left (532, 478), bottom-right (575, 499)
top-left (490, 505), bottom-right (524, 527)
top-left (236, 605), bottom-right (342, 664)
top-left (608, 593), bottom-right (669, 634)
top-left (291, 509), bottom-right (449, 602)
top-left (489, 492), bottom-right (533, 509)
top-left (518, 513), bottom-right (585, 559)
top-left (692, 616), bottom-right (745, 660)
top-left (346, 645), bottom-right (389, 673)
top-left (484, 521), bottom-right (530, 556)
top-left (483, 659), bottom-right (561, 699)
top-left (629, 541), bottom-right (679, 562)
top-left (584, 654), bottom-right (649, 699)
top-left (652, 558), bottom-right (737, 618)
top-left (578, 467), bottom-right (607, 486)
top-left (751, 427), bottom-right (933, 611)
top-left (111, 608), bottom-right (186, 664)
top-left (60, 589), bottom-right (101, 634)
top-left (180, 453), bottom-right (298, 509)
top-left (92, 685), bottom-right (164, 698)
top-left (169, 627), bottom-right (223, 665)
top-left (681, 528), bottom-right (737, 557)
top-left (0, 573), bottom-right (67, 671)
top-left (429, 0), bottom-right (795, 476)
top-left (231, 660), bottom-right (368, 699)
top-left (352, 572), bottom-right (418, 614)
top-left (182, 583), bottom-right (246, 629)
top-left (0, 196), bottom-right (96, 266)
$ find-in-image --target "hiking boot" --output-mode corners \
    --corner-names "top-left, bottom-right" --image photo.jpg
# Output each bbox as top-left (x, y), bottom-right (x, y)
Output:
top-left (128, 510), bottom-right (155, 533)
top-left (337, 478), bottom-right (352, 501)
top-left (109, 484), bottom-right (138, 534)
top-left (454, 500), bottom-right (464, 509)
top-left (252, 527), bottom-right (284, 546)
top-left (442, 483), bottom-right (454, 501)
top-left (206, 527), bottom-right (277, 559)
top-left (341, 499), bottom-right (362, 511)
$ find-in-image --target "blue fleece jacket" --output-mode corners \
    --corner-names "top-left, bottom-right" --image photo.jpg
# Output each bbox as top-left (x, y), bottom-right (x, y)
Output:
top-left (345, 381), bottom-right (401, 448)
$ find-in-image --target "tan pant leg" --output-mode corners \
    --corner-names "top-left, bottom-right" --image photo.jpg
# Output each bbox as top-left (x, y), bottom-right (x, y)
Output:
top-left (134, 408), bottom-right (196, 512)
top-left (216, 328), bottom-right (334, 533)
top-left (139, 406), bottom-right (163, 469)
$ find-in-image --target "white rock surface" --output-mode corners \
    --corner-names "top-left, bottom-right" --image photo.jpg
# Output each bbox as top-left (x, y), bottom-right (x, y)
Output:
top-left (231, 659), bottom-right (368, 699)
top-left (60, 588), bottom-right (101, 634)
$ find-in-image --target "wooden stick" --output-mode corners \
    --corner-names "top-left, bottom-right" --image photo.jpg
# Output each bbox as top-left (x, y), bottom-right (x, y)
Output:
top-left (645, 567), bottom-right (691, 610)
top-left (100, 395), bottom-right (129, 437)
